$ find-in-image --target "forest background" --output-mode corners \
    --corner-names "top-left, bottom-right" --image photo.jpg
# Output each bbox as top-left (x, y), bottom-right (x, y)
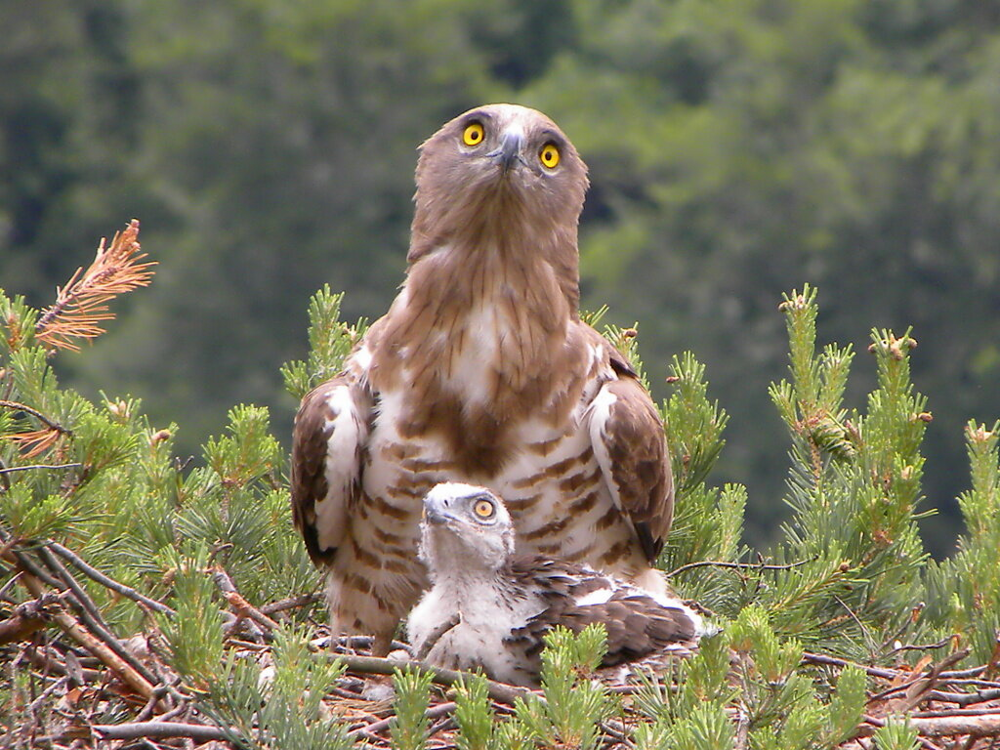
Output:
top-left (3, 0), bottom-right (999, 555)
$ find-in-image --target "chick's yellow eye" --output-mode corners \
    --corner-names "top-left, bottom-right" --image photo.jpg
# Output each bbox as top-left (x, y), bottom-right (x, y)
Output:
top-left (540, 142), bottom-right (560, 169)
top-left (463, 122), bottom-right (485, 147)
top-left (473, 499), bottom-right (495, 518)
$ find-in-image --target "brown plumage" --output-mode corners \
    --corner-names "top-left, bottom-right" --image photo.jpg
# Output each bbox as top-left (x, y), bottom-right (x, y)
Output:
top-left (408, 484), bottom-right (701, 687)
top-left (291, 104), bottom-right (674, 655)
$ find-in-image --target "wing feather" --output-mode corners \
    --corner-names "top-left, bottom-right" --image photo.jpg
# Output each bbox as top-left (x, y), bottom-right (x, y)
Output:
top-left (291, 375), bottom-right (372, 565)
top-left (587, 362), bottom-right (674, 564)
top-left (509, 557), bottom-right (700, 671)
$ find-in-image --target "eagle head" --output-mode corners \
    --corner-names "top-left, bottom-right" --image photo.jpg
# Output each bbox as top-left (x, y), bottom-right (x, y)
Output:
top-left (411, 104), bottom-right (589, 253)
top-left (418, 482), bottom-right (515, 577)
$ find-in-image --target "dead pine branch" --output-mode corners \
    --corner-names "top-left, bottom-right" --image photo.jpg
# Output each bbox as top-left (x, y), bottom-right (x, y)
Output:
top-left (0, 400), bottom-right (73, 459)
top-left (35, 219), bottom-right (156, 352)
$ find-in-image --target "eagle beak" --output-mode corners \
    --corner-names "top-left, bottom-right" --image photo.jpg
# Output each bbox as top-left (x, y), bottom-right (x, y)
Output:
top-left (488, 130), bottom-right (524, 174)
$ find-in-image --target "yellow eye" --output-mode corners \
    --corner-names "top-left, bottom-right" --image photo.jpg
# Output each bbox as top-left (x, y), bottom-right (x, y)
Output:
top-left (539, 142), bottom-right (560, 169)
top-left (473, 499), bottom-right (495, 519)
top-left (463, 122), bottom-right (485, 147)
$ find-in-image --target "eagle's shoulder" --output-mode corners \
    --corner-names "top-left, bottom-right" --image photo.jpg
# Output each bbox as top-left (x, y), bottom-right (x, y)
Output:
top-left (290, 352), bottom-right (375, 565)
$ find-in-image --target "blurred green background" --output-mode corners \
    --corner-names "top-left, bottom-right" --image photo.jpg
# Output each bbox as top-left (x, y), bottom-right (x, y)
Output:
top-left (3, 0), bottom-right (999, 555)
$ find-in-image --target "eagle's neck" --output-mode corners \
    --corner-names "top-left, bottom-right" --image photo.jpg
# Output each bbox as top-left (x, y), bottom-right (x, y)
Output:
top-left (369, 206), bottom-right (590, 475)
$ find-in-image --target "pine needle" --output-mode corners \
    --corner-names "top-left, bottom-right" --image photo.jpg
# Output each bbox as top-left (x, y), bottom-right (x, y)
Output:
top-left (35, 219), bottom-right (156, 351)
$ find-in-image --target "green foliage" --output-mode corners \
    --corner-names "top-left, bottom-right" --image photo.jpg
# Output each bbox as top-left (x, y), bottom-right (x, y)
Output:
top-left (155, 548), bottom-right (225, 688)
top-left (871, 718), bottom-right (920, 750)
top-left (660, 352), bottom-right (746, 611)
top-left (924, 421), bottom-right (1000, 662)
top-left (390, 666), bottom-right (435, 750)
top-left (281, 287), bottom-right (369, 400)
top-left (513, 625), bottom-right (616, 750)
top-left (204, 627), bottom-right (355, 750)
top-left (452, 674), bottom-right (495, 750)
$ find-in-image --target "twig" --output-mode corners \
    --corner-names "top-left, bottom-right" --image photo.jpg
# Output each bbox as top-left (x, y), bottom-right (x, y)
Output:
top-left (349, 701), bottom-right (458, 739)
top-left (36, 219), bottom-right (155, 351)
top-left (91, 721), bottom-right (228, 742)
top-left (858, 716), bottom-right (945, 750)
top-left (415, 614), bottom-right (459, 661)
top-left (332, 653), bottom-right (537, 706)
top-left (883, 649), bottom-right (969, 715)
top-left (38, 545), bottom-right (163, 689)
top-left (17, 567), bottom-right (161, 704)
top-left (861, 711), bottom-right (1000, 738)
top-left (667, 557), bottom-right (816, 578)
top-left (211, 565), bottom-right (276, 636)
top-left (802, 651), bottom-right (902, 680)
top-left (0, 463), bottom-right (82, 476)
top-left (46, 541), bottom-right (176, 617)
top-left (924, 688), bottom-right (1000, 707)
top-left (259, 592), bottom-right (321, 615)
top-left (0, 400), bottom-right (70, 434)
top-left (916, 706), bottom-right (1000, 717)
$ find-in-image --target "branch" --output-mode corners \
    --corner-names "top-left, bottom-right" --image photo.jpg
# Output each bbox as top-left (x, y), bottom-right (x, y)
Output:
top-left (668, 556), bottom-right (816, 578)
top-left (860, 711), bottom-right (1000, 738)
top-left (47, 541), bottom-right (176, 617)
top-left (0, 400), bottom-right (69, 433)
top-left (332, 653), bottom-right (537, 706)
top-left (0, 463), bottom-right (82, 475)
top-left (92, 721), bottom-right (228, 742)
top-left (16, 566), bottom-right (160, 704)
top-left (348, 701), bottom-right (458, 740)
top-left (0, 591), bottom-right (68, 645)
top-left (36, 219), bottom-right (155, 351)
top-left (0, 400), bottom-right (73, 458)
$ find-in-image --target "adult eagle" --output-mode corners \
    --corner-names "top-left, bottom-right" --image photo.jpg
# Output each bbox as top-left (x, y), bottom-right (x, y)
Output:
top-left (292, 104), bottom-right (673, 655)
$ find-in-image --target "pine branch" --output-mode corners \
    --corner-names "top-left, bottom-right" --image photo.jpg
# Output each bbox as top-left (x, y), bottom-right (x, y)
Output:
top-left (35, 219), bottom-right (155, 351)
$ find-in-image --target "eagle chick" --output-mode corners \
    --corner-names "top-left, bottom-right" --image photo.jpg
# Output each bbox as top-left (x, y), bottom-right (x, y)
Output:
top-left (408, 483), bottom-right (703, 687)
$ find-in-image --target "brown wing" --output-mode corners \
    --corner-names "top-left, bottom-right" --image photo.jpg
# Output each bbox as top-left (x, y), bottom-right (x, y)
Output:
top-left (291, 375), bottom-right (373, 566)
top-left (587, 346), bottom-right (674, 563)
top-left (508, 557), bottom-right (699, 673)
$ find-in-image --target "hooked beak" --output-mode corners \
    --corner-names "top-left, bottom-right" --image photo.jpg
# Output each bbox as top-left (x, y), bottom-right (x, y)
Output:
top-left (488, 130), bottom-right (524, 174)
top-left (422, 496), bottom-right (455, 526)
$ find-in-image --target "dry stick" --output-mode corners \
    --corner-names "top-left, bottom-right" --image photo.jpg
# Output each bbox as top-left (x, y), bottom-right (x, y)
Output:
top-left (17, 568), bottom-right (160, 705)
top-left (333, 653), bottom-right (537, 706)
top-left (91, 721), bottom-right (229, 742)
top-left (884, 649), bottom-right (970, 715)
top-left (46, 541), bottom-right (176, 617)
top-left (414, 614), bottom-right (460, 661)
top-left (259, 592), bottom-right (320, 615)
top-left (802, 651), bottom-right (903, 681)
top-left (925, 688), bottom-right (1000, 707)
top-left (37, 545), bottom-right (162, 689)
top-left (211, 566), bottom-right (276, 636)
top-left (348, 701), bottom-right (458, 739)
top-left (861, 712), bottom-right (1000, 738)
top-left (916, 707), bottom-right (1000, 718)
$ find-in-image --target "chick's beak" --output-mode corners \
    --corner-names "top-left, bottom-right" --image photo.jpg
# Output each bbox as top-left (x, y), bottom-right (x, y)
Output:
top-left (422, 497), bottom-right (454, 526)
